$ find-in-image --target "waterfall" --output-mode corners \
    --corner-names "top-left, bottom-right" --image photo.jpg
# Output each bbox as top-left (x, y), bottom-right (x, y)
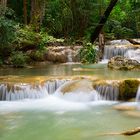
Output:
top-left (103, 45), bottom-right (134, 59)
top-left (95, 84), bottom-right (119, 101)
top-left (67, 50), bottom-right (73, 62)
top-left (124, 49), bottom-right (140, 63)
top-left (136, 85), bottom-right (140, 102)
top-left (44, 79), bottom-right (68, 94)
top-left (0, 80), bottom-right (68, 101)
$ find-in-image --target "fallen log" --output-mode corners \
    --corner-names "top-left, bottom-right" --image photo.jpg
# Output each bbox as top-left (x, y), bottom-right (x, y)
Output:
top-left (127, 39), bottom-right (140, 45)
top-left (99, 127), bottom-right (140, 136)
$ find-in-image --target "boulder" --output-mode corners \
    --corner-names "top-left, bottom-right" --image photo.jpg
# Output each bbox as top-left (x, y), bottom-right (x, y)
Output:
top-left (108, 56), bottom-right (140, 70)
top-left (119, 80), bottom-right (140, 101)
top-left (45, 46), bottom-right (82, 63)
top-left (60, 80), bottom-right (94, 94)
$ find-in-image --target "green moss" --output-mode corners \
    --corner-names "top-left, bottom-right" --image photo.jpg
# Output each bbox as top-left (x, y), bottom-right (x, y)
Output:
top-left (119, 80), bottom-right (140, 101)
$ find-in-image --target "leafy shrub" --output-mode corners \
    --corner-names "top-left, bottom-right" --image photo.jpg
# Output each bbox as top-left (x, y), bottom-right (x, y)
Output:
top-left (11, 51), bottom-right (28, 67)
top-left (0, 16), bottom-right (16, 59)
top-left (30, 48), bottom-right (47, 61)
top-left (79, 43), bottom-right (98, 64)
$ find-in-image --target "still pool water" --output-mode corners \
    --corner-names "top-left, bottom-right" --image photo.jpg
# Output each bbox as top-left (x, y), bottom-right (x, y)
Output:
top-left (0, 63), bottom-right (140, 80)
top-left (0, 98), bottom-right (139, 140)
top-left (0, 64), bottom-right (140, 140)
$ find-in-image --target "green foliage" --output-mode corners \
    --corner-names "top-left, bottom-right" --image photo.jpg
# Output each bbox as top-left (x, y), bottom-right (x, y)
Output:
top-left (80, 43), bottom-right (98, 64)
top-left (105, 0), bottom-right (140, 39)
top-left (15, 26), bottom-right (64, 50)
top-left (11, 51), bottom-right (28, 67)
top-left (0, 7), bottom-right (17, 59)
top-left (44, 0), bottom-right (99, 39)
top-left (15, 26), bottom-right (40, 48)
top-left (30, 48), bottom-right (47, 62)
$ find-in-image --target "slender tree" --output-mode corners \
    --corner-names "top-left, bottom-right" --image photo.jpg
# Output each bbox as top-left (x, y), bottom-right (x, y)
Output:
top-left (23, 0), bottom-right (27, 24)
top-left (0, 0), bottom-right (7, 14)
top-left (90, 0), bottom-right (118, 43)
top-left (30, 0), bottom-right (46, 31)
top-left (0, 0), bottom-right (7, 7)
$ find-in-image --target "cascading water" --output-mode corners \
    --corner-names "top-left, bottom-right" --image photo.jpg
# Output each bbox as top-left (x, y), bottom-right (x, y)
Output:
top-left (0, 79), bottom-right (121, 102)
top-left (0, 80), bottom-right (68, 101)
top-left (95, 84), bottom-right (119, 101)
top-left (103, 45), bottom-right (134, 59)
top-left (136, 85), bottom-right (140, 102)
top-left (54, 80), bottom-right (101, 102)
top-left (124, 49), bottom-right (140, 63)
top-left (67, 50), bottom-right (73, 62)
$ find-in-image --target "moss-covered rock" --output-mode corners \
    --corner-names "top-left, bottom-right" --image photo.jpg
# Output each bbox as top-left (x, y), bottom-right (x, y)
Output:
top-left (119, 80), bottom-right (140, 101)
top-left (108, 56), bottom-right (140, 70)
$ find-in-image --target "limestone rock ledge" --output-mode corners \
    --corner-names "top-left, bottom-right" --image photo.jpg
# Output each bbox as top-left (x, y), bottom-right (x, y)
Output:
top-left (108, 56), bottom-right (140, 70)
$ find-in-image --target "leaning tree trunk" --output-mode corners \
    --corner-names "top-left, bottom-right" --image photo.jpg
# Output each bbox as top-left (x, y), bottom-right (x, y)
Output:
top-left (90, 0), bottom-right (118, 43)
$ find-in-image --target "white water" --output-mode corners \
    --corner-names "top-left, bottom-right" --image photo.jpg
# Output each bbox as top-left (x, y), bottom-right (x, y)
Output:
top-left (103, 45), bottom-right (133, 59)
top-left (124, 49), bottom-right (140, 63)
top-left (136, 85), bottom-right (140, 102)
top-left (0, 80), bottom-right (67, 101)
top-left (67, 50), bottom-right (73, 62)
top-left (54, 80), bottom-right (101, 102)
top-left (95, 85), bottom-right (119, 101)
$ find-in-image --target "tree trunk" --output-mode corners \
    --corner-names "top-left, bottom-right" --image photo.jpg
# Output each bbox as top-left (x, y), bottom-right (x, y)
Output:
top-left (127, 39), bottom-right (140, 45)
top-left (0, 0), bottom-right (7, 7)
top-left (23, 0), bottom-right (27, 24)
top-left (90, 0), bottom-right (118, 43)
top-left (30, 0), bottom-right (46, 31)
top-left (0, 0), bottom-right (7, 15)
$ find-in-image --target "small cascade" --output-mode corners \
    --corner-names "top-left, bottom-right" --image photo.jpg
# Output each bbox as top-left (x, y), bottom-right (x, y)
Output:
top-left (124, 49), bottom-right (140, 63)
top-left (95, 84), bottom-right (119, 101)
top-left (136, 86), bottom-right (140, 102)
top-left (67, 50), bottom-right (73, 62)
top-left (44, 79), bottom-right (68, 94)
top-left (0, 80), bottom-right (68, 101)
top-left (0, 84), bottom-right (48, 101)
top-left (103, 45), bottom-right (134, 59)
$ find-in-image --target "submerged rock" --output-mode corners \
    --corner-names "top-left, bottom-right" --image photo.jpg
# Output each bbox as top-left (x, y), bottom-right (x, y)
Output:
top-left (108, 56), bottom-right (140, 70)
top-left (125, 111), bottom-right (140, 118)
top-left (114, 104), bottom-right (137, 111)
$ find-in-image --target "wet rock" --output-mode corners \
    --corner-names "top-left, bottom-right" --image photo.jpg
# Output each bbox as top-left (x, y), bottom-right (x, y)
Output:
top-left (114, 104), bottom-right (137, 111)
top-left (119, 80), bottom-right (140, 101)
top-left (125, 111), bottom-right (140, 118)
top-left (45, 46), bottom-right (82, 63)
top-left (108, 56), bottom-right (140, 70)
top-left (60, 80), bottom-right (94, 94)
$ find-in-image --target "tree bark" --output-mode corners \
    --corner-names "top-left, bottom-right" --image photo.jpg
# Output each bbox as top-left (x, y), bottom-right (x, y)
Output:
top-left (0, 0), bottom-right (7, 15)
top-left (0, 0), bottom-right (7, 7)
top-left (127, 39), bottom-right (140, 45)
top-left (90, 0), bottom-right (118, 43)
top-left (23, 0), bottom-right (27, 24)
top-left (30, 0), bottom-right (46, 31)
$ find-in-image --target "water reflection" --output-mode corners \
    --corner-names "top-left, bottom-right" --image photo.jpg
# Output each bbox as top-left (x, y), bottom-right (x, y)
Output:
top-left (0, 64), bottom-right (139, 80)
